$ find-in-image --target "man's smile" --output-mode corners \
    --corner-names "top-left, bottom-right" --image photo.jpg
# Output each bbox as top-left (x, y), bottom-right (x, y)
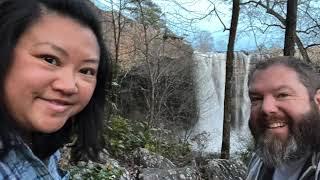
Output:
top-left (266, 122), bottom-right (286, 129)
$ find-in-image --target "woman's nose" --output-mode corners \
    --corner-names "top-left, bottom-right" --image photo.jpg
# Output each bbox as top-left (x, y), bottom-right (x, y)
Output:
top-left (52, 69), bottom-right (78, 95)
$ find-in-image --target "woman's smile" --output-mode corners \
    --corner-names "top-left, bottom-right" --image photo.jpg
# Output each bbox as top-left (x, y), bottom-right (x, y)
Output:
top-left (38, 97), bottom-right (74, 113)
top-left (4, 14), bottom-right (99, 133)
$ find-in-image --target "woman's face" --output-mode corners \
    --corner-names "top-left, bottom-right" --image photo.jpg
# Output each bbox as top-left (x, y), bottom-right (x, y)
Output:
top-left (4, 14), bottom-right (100, 133)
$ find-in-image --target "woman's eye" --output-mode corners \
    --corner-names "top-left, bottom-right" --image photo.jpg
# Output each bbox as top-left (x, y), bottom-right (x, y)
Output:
top-left (39, 55), bottom-right (59, 66)
top-left (80, 68), bottom-right (96, 76)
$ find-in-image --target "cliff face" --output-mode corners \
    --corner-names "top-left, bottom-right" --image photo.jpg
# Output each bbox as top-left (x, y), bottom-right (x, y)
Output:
top-left (87, 1), bottom-right (198, 130)
top-left (87, 0), bottom-right (193, 70)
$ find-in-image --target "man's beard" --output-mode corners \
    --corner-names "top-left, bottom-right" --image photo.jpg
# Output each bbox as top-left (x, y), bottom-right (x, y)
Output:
top-left (249, 102), bottom-right (320, 167)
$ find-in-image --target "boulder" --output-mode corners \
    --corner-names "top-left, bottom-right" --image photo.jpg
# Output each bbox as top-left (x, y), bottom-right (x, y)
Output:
top-left (203, 159), bottom-right (247, 180)
top-left (134, 148), bottom-right (176, 169)
top-left (134, 148), bottom-right (200, 179)
top-left (139, 167), bottom-right (200, 180)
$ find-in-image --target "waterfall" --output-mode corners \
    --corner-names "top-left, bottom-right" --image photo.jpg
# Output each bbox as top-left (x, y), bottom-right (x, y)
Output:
top-left (192, 51), bottom-right (255, 153)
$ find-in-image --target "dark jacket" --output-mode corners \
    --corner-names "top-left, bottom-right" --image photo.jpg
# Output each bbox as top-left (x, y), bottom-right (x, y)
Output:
top-left (246, 153), bottom-right (320, 180)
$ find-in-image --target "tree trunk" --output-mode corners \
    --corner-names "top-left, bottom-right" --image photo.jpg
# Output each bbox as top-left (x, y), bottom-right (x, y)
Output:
top-left (241, 1), bottom-right (310, 62)
top-left (221, 0), bottom-right (240, 159)
top-left (284, 0), bottom-right (297, 56)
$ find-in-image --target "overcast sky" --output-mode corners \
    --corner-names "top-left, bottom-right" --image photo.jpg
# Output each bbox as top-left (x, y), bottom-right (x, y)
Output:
top-left (92, 0), bottom-right (263, 51)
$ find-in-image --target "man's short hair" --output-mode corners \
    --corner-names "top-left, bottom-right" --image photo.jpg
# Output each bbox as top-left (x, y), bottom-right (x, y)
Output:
top-left (248, 56), bottom-right (320, 99)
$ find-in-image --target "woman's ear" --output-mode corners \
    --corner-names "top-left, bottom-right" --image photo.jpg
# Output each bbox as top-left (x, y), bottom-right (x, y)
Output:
top-left (314, 89), bottom-right (320, 110)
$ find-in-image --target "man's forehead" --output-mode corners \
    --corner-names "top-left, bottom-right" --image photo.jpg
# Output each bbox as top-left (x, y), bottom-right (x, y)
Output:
top-left (251, 65), bottom-right (298, 81)
top-left (249, 65), bottom-right (302, 92)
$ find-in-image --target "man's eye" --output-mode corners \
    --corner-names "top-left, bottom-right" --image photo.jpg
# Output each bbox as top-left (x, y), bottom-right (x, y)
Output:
top-left (277, 93), bottom-right (289, 99)
top-left (250, 96), bottom-right (262, 102)
top-left (80, 68), bottom-right (96, 76)
top-left (39, 55), bottom-right (59, 66)
top-left (250, 96), bottom-right (263, 104)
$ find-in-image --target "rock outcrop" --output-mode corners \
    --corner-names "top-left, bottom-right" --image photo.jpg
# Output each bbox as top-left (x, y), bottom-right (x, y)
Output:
top-left (134, 148), bottom-right (200, 180)
top-left (60, 146), bottom-right (248, 180)
top-left (202, 159), bottom-right (247, 180)
top-left (134, 148), bottom-right (176, 169)
top-left (139, 167), bottom-right (200, 180)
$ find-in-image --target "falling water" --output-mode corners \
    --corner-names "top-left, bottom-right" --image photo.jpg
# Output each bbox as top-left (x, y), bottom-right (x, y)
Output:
top-left (192, 51), bottom-right (265, 153)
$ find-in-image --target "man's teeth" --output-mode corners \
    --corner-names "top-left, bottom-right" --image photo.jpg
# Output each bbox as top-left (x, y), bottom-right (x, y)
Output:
top-left (267, 122), bottom-right (285, 128)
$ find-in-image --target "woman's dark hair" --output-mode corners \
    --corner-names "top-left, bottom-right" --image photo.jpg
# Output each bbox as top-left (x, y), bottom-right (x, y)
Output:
top-left (0, 0), bottom-right (111, 160)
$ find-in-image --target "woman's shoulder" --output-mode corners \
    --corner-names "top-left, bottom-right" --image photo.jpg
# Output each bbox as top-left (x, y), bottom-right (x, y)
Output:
top-left (46, 150), bottom-right (70, 179)
top-left (0, 145), bottom-right (42, 179)
top-left (0, 144), bottom-right (69, 180)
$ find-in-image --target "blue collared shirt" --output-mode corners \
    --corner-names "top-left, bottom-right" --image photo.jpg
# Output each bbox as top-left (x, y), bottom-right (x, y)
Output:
top-left (0, 138), bottom-right (69, 180)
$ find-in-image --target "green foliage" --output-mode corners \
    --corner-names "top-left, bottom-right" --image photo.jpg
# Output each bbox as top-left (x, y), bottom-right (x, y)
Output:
top-left (105, 115), bottom-right (148, 157)
top-left (105, 115), bottom-right (192, 165)
top-left (150, 140), bottom-right (192, 164)
top-left (69, 163), bottom-right (123, 180)
top-left (143, 127), bottom-right (192, 163)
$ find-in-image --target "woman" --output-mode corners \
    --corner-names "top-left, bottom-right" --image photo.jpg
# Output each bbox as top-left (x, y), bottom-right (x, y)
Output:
top-left (0, 0), bottom-right (110, 179)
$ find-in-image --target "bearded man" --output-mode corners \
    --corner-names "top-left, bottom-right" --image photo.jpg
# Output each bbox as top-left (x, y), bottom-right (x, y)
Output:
top-left (246, 56), bottom-right (320, 180)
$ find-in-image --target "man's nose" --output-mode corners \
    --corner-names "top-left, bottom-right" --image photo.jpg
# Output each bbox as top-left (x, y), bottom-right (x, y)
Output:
top-left (52, 69), bottom-right (78, 95)
top-left (261, 96), bottom-right (278, 115)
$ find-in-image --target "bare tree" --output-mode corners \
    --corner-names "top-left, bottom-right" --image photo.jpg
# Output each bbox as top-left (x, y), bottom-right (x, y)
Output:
top-left (118, 0), bottom-right (199, 131)
top-left (193, 30), bottom-right (215, 53)
top-left (110, 0), bottom-right (129, 65)
top-left (284, 0), bottom-right (297, 56)
top-left (135, 0), bottom-right (157, 125)
top-left (221, 0), bottom-right (240, 159)
top-left (240, 0), bottom-right (312, 62)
